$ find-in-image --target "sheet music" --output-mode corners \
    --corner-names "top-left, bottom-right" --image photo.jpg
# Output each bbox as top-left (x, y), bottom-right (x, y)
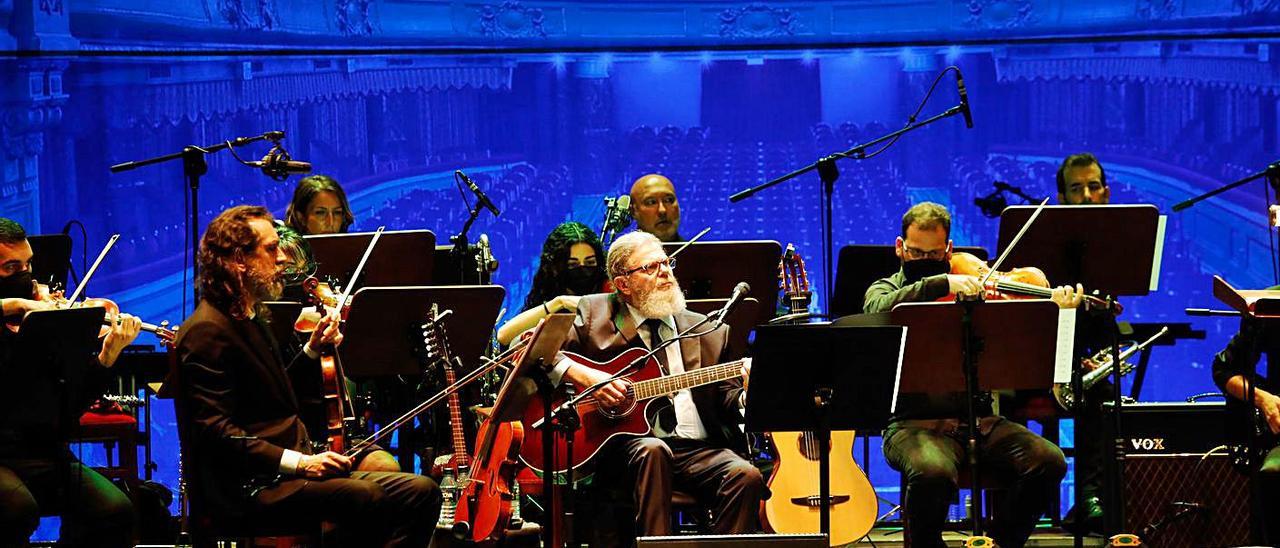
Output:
top-left (1150, 214), bottom-right (1167, 292)
top-left (891, 326), bottom-right (907, 415)
top-left (1054, 308), bottom-right (1077, 383)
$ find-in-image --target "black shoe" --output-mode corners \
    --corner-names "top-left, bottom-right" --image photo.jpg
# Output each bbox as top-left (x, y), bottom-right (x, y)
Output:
top-left (1063, 496), bottom-right (1105, 535)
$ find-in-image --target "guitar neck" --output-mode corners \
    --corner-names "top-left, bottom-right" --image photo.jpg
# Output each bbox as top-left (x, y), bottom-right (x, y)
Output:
top-left (631, 360), bottom-right (745, 401)
top-left (443, 363), bottom-right (470, 468)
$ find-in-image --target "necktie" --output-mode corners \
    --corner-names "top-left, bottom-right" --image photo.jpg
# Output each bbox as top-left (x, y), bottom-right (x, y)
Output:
top-left (644, 318), bottom-right (670, 375)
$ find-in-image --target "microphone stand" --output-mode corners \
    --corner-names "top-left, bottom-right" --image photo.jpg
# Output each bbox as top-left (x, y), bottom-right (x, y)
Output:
top-left (730, 101), bottom-right (967, 314)
top-left (449, 174), bottom-right (497, 285)
top-left (109, 130), bottom-right (286, 311)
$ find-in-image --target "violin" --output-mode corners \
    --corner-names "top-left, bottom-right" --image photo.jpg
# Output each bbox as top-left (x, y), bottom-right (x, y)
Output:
top-left (7, 283), bottom-right (177, 346)
top-left (294, 277), bottom-right (350, 332)
top-left (943, 252), bottom-right (1118, 312)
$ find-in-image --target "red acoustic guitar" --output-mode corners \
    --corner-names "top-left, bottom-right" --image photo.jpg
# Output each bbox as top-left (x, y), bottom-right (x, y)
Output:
top-left (519, 347), bottom-right (747, 473)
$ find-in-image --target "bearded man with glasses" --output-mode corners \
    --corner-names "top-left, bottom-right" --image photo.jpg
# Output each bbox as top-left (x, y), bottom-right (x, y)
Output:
top-left (543, 230), bottom-right (765, 543)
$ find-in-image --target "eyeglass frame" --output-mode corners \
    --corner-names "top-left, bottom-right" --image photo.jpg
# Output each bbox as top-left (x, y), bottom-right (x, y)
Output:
top-left (623, 257), bottom-right (676, 277)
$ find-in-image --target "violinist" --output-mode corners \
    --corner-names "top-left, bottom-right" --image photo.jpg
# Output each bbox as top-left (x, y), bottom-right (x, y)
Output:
top-left (274, 224), bottom-right (401, 473)
top-left (864, 202), bottom-right (1078, 548)
top-left (176, 206), bottom-right (438, 547)
top-left (285, 174), bottom-right (355, 235)
top-left (0, 217), bottom-right (142, 547)
top-left (1055, 152), bottom-right (1112, 534)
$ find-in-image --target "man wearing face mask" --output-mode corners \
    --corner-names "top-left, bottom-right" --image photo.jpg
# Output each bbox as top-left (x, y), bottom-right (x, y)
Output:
top-left (0, 218), bottom-right (143, 547)
top-left (863, 203), bottom-right (1076, 548)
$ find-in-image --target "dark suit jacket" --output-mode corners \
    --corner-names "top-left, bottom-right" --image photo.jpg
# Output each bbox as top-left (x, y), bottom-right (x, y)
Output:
top-left (558, 293), bottom-right (747, 451)
top-left (175, 300), bottom-right (318, 518)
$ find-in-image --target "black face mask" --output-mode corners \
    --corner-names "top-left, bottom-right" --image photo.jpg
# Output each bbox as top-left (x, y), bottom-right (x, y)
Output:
top-left (0, 270), bottom-right (34, 300)
top-left (902, 258), bottom-right (949, 282)
top-left (559, 266), bottom-right (604, 296)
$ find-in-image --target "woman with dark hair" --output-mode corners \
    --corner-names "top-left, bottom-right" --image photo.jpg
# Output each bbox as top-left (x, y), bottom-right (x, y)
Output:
top-left (496, 221), bottom-right (608, 346)
top-left (286, 175), bottom-right (355, 235)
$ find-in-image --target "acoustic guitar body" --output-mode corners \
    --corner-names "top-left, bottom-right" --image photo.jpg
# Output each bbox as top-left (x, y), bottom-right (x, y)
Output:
top-left (761, 430), bottom-right (877, 546)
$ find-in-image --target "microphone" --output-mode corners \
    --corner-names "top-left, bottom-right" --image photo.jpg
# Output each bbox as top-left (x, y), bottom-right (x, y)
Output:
top-left (956, 70), bottom-right (974, 129)
top-left (712, 282), bottom-right (751, 325)
top-left (250, 149), bottom-right (312, 180)
top-left (456, 170), bottom-right (501, 217)
top-left (602, 195), bottom-right (633, 238)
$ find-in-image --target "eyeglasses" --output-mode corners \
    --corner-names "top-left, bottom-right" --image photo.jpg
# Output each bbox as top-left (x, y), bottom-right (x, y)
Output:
top-left (902, 246), bottom-right (947, 261)
top-left (624, 257), bottom-right (676, 277)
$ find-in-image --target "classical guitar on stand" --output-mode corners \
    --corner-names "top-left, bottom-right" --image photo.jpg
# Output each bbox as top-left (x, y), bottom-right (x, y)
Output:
top-left (762, 246), bottom-right (878, 546)
top-left (419, 305), bottom-right (472, 531)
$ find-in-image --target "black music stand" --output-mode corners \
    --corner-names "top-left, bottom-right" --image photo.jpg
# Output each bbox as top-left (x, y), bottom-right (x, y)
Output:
top-left (28, 234), bottom-right (73, 289)
top-left (997, 205), bottom-right (1163, 295)
top-left (493, 313), bottom-right (576, 547)
top-left (12, 307), bottom-right (107, 512)
top-left (997, 205), bottom-right (1163, 539)
top-left (661, 240), bottom-right (781, 328)
top-left (335, 285), bottom-right (503, 471)
top-left (685, 298), bottom-right (760, 359)
top-left (888, 299), bottom-right (1065, 539)
top-left (339, 286), bottom-right (504, 377)
top-left (830, 244), bottom-right (989, 318)
top-left (745, 323), bottom-right (906, 541)
top-left (305, 229), bottom-right (436, 288)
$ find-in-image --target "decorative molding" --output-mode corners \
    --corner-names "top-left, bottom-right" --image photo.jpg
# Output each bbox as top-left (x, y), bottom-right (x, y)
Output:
top-left (39, 0), bottom-right (64, 16)
top-left (965, 0), bottom-right (1035, 29)
top-left (717, 3), bottom-right (799, 39)
top-left (1137, 0), bottom-right (1180, 19)
top-left (216, 0), bottom-right (279, 30)
top-left (476, 1), bottom-right (547, 39)
top-left (1236, 0), bottom-right (1280, 14)
top-left (337, 0), bottom-right (374, 36)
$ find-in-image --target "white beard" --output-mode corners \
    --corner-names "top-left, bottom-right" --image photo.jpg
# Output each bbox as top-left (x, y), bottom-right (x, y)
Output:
top-left (631, 279), bottom-right (687, 320)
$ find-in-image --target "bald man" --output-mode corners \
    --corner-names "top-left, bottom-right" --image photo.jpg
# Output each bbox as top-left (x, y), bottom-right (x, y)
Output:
top-left (630, 174), bottom-right (683, 242)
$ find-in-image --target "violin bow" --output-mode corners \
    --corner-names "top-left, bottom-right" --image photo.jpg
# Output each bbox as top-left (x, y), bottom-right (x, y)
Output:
top-left (332, 226), bottom-right (386, 315)
top-left (64, 234), bottom-right (121, 304)
top-left (980, 197), bottom-right (1050, 289)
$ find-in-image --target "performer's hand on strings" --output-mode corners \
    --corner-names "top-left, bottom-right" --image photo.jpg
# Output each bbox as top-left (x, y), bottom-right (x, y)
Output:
top-left (308, 308), bottom-right (344, 349)
top-left (99, 310), bottom-right (142, 367)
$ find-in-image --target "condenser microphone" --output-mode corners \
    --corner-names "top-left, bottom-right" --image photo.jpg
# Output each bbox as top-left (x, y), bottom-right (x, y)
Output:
top-left (712, 282), bottom-right (751, 325)
top-left (956, 71), bottom-right (974, 129)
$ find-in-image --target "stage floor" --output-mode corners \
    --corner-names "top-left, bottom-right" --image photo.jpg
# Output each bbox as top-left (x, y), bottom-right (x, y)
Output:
top-left (860, 528), bottom-right (1106, 547)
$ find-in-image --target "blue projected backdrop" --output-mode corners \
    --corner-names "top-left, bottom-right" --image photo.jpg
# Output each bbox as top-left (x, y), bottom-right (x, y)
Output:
top-left (3, 0), bottom-right (1280, 539)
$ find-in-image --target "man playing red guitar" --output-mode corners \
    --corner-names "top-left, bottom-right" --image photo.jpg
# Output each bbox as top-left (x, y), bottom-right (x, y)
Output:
top-left (548, 230), bottom-right (765, 540)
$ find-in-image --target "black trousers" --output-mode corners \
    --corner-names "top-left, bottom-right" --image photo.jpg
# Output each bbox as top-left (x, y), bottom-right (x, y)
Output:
top-left (1254, 444), bottom-right (1280, 543)
top-left (883, 417), bottom-right (1066, 548)
top-left (254, 470), bottom-right (441, 548)
top-left (597, 436), bottom-right (765, 539)
top-left (0, 457), bottom-right (135, 548)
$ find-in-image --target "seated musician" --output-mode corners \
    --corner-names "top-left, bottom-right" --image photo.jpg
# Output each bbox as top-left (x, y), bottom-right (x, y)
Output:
top-left (286, 174), bottom-right (354, 235)
top-left (176, 205), bottom-right (439, 546)
top-left (548, 230), bottom-right (764, 539)
top-left (273, 223), bottom-right (401, 473)
top-left (630, 174), bottom-right (683, 243)
top-left (1212, 293), bottom-right (1280, 543)
top-left (864, 202), bottom-right (1078, 548)
top-left (496, 221), bottom-right (609, 346)
top-left (0, 217), bottom-right (142, 547)
top-left (1055, 152), bottom-right (1112, 533)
